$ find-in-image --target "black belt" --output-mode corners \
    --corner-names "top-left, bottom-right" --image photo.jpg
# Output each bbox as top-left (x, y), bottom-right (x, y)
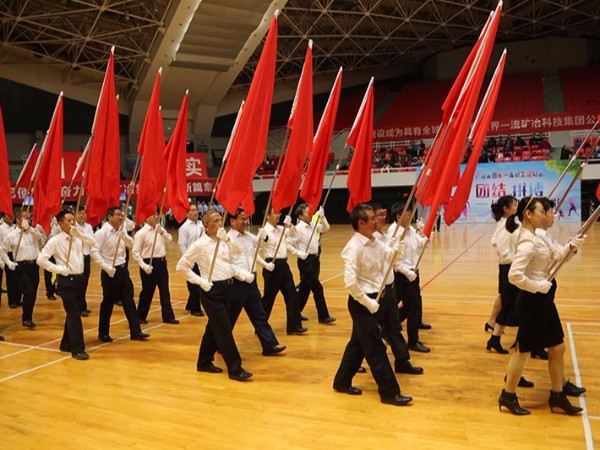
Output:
top-left (115, 263), bottom-right (127, 269)
top-left (143, 257), bottom-right (166, 263)
top-left (58, 273), bottom-right (84, 279)
top-left (17, 260), bottom-right (37, 265)
top-left (212, 278), bottom-right (234, 285)
top-left (265, 257), bottom-right (287, 263)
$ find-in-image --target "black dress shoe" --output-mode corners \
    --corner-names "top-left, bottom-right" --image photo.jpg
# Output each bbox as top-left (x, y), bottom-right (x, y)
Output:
top-left (9, 303), bottom-right (18, 309)
top-left (59, 345), bottom-right (71, 353)
top-left (197, 363), bottom-right (223, 373)
top-left (395, 360), bottom-right (424, 375)
top-left (0, 335), bottom-right (4, 341)
top-left (47, 294), bottom-right (57, 300)
top-left (408, 341), bottom-right (430, 353)
top-left (131, 332), bottom-right (150, 340)
top-left (72, 351), bottom-right (89, 360)
top-left (98, 334), bottom-right (113, 342)
top-left (0, 287), bottom-right (6, 293)
top-left (116, 300), bottom-right (123, 306)
top-left (139, 318), bottom-right (148, 324)
top-left (485, 322), bottom-right (495, 332)
top-left (22, 320), bottom-right (36, 329)
top-left (81, 309), bottom-right (91, 317)
top-left (191, 310), bottom-right (204, 317)
top-left (381, 393), bottom-right (413, 406)
top-left (419, 322), bottom-right (432, 330)
top-left (334, 385), bottom-right (362, 395)
top-left (229, 369), bottom-right (253, 381)
top-left (287, 327), bottom-right (308, 335)
top-left (531, 349), bottom-right (549, 360)
top-left (318, 316), bottom-right (336, 324)
top-left (262, 344), bottom-right (286, 356)
top-left (300, 315), bottom-right (308, 321)
top-left (164, 319), bottom-right (180, 324)
top-left (504, 374), bottom-right (535, 388)
top-left (563, 380), bottom-right (586, 397)
top-left (357, 366), bottom-right (367, 373)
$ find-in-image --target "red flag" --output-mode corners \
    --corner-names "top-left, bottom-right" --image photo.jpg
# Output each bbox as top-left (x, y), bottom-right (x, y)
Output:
top-left (301, 67), bottom-right (343, 215)
top-left (33, 94), bottom-right (64, 234)
top-left (84, 49), bottom-right (121, 226)
top-left (421, 3), bottom-right (502, 237)
top-left (136, 70), bottom-right (166, 225)
top-left (0, 106), bottom-right (13, 217)
top-left (216, 13), bottom-right (278, 215)
top-left (71, 139), bottom-right (90, 185)
top-left (162, 91), bottom-right (190, 223)
top-left (596, 182), bottom-right (600, 201)
top-left (444, 50), bottom-right (506, 226)
top-left (15, 144), bottom-right (39, 190)
top-left (346, 79), bottom-right (374, 212)
top-left (272, 41), bottom-right (314, 213)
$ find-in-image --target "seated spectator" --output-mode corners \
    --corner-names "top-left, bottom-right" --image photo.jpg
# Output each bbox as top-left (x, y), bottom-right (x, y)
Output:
top-left (560, 145), bottom-right (572, 160)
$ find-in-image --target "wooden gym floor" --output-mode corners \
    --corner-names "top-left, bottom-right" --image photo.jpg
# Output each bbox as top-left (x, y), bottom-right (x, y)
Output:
top-left (0, 221), bottom-right (598, 449)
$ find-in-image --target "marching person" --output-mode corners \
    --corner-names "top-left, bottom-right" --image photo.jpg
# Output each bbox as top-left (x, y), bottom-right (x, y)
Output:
top-left (227, 208), bottom-right (286, 356)
top-left (43, 218), bottom-right (60, 301)
top-left (132, 212), bottom-right (179, 325)
top-left (177, 203), bottom-right (205, 316)
top-left (499, 197), bottom-right (585, 416)
top-left (293, 203), bottom-right (335, 324)
top-left (261, 208), bottom-right (306, 336)
top-left (90, 206), bottom-right (149, 343)
top-left (75, 206), bottom-right (94, 317)
top-left (333, 203), bottom-right (413, 406)
top-left (176, 209), bottom-right (252, 381)
top-left (0, 212), bottom-right (16, 311)
top-left (0, 210), bottom-right (41, 328)
top-left (37, 209), bottom-right (95, 360)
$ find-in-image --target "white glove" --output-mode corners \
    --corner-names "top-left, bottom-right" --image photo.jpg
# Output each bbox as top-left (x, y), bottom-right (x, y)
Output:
top-left (297, 251), bottom-right (309, 260)
top-left (216, 227), bottom-right (229, 242)
top-left (0, 259), bottom-right (4, 270)
top-left (56, 265), bottom-right (70, 276)
top-left (537, 280), bottom-right (553, 294)
top-left (244, 272), bottom-right (255, 283)
top-left (355, 293), bottom-right (380, 314)
top-left (141, 263), bottom-right (153, 275)
top-left (257, 228), bottom-right (267, 241)
top-left (233, 271), bottom-right (246, 282)
top-left (117, 230), bottom-right (133, 244)
top-left (283, 215), bottom-right (292, 226)
top-left (264, 262), bottom-right (275, 272)
top-left (102, 264), bottom-right (116, 278)
top-left (405, 269), bottom-right (417, 282)
top-left (197, 277), bottom-right (213, 292)
top-left (318, 206), bottom-right (325, 219)
top-left (415, 219), bottom-right (425, 233)
top-left (21, 219), bottom-right (30, 230)
top-left (69, 225), bottom-right (81, 237)
top-left (7, 261), bottom-right (17, 271)
top-left (568, 234), bottom-right (586, 249)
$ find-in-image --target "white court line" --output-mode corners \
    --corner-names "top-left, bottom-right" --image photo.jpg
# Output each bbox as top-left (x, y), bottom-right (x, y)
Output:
top-left (589, 416), bottom-right (600, 420)
top-left (573, 331), bottom-right (600, 336)
top-left (567, 322), bottom-right (593, 450)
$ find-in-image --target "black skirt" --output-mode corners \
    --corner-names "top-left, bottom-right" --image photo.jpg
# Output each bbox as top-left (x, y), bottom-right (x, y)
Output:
top-left (495, 264), bottom-right (520, 327)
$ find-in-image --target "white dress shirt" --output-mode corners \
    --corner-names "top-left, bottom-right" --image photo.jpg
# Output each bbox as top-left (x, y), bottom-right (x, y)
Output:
top-left (263, 222), bottom-right (298, 259)
top-left (2, 226), bottom-right (42, 262)
top-left (494, 224), bottom-right (518, 265)
top-left (227, 229), bottom-right (269, 275)
top-left (294, 217), bottom-right (329, 255)
top-left (176, 233), bottom-right (238, 282)
top-left (508, 228), bottom-right (553, 293)
top-left (178, 218), bottom-right (204, 254)
top-left (373, 230), bottom-right (395, 285)
top-left (37, 230), bottom-right (95, 275)
top-left (490, 217), bottom-right (506, 247)
top-left (341, 231), bottom-right (395, 300)
top-left (79, 222), bottom-right (94, 256)
top-left (132, 223), bottom-right (172, 265)
top-left (387, 223), bottom-right (427, 271)
top-left (90, 222), bottom-right (133, 267)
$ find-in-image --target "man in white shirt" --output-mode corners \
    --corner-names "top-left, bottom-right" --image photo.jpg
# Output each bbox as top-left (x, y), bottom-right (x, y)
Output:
top-left (132, 212), bottom-right (178, 325)
top-left (0, 210), bottom-right (42, 328)
top-left (333, 203), bottom-right (412, 406)
top-left (293, 203), bottom-right (335, 324)
top-left (227, 208), bottom-right (285, 356)
top-left (0, 212), bottom-right (14, 305)
top-left (90, 206), bottom-right (149, 342)
top-left (261, 208), bottom-right (306, 336)
top-left (75, 206), bottom-right (94, 316)
top-left (177, 209), bottom-right (252, 381)
top-left (43, 218), bottom-right (61, 301)
top-left (177, 204), bottom-right (204, 316)
top-left (37, 209), bottom-right (96, 360)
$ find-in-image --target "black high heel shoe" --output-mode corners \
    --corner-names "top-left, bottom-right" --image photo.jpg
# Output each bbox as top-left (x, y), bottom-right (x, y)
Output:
top-left (485, 322), bottom-right (494, 332)
top-left (498, 389), bottom-right (530, 415)
top-left (563, 380), bottom-right (586, 397)
top-left (486, 335), bottom-right (508, 354)
top-left (504, 374), bottom-right (534, 388)
top-left (549, 391), bottom-right (583, 415)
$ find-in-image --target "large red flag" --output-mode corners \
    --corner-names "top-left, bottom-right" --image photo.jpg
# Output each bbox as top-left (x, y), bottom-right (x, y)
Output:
top-left (33, 94), bottom-right (64, 233)
top-left (0, 106), bottom-right (13, 217)
top-left (84, 49), bottom-right (121, 226)
top-left (216, 13), bottom-right (278, 215)
top-left (136, 70), bottom-right (166, 225)
top-left (162, 91), bottom-right (190, 223)
top-left (15, 144), bottom-right (39, 190)
top-left (596, 182), bottom-right (600, 201)
top-left (71, 138), bottom-right (90, 185)
top-left (272, 41), bottom-right (314, 213)
top-left (346, 79), bottom-right (374, 212)
top-left (301, 67), bottom-right (343, 215)
top-left (444, 50), bottom-right (507, 226)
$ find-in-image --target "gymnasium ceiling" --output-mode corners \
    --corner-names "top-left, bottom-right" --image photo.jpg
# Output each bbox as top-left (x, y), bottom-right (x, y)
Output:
top-left (0, 0), bottom-right (599, 135)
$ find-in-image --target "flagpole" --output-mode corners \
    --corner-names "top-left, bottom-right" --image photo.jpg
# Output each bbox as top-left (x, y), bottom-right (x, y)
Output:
top-left (554, 162), bottom-right (585, 214)
top-left (207, 211), bottom-right (228, 283)
top-left (148, 186), bottom-right (168, 266)
top-left (60, 138), bottom-right (91, 209)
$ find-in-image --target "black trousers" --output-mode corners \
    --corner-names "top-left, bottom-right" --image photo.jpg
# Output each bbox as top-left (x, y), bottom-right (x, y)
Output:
top-left (394, 271), bottom-right (423, 345)
top-left (44, 256), bottom-right (56, 297)
top-left (56, 274), bottom-right (85, 354)
top-left (137, 258), bottom-right (175, 322)
top-left (378, 285), bottom-right (410, 366)
top-left (6, 252), bottom-right (20, 307)
top-left (297, 254), bottom-right (330, 320)
top-left (333, 295), bottom-right (401, 399)
top-left (230, 278), bottom-right (279, 350)
top-left (261, 259), bottom-right (302, 332)
top-left (99, 265), bottom-right (142, 337)
top-left (15, 261), bottom-right (39, 322)
top-left (197, 279), bottom-right (242, 375)
top-left (185, 264), bottom-right (202, 313)
top-left (81, 254), bottom-right (91, 311)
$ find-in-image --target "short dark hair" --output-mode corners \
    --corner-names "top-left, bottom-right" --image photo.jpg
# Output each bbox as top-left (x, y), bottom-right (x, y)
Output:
top-left (202, 209), bottom-right (220, 226)
top-left (107, 206), bottom-right (121, 217)
top-left (295, 202), bottom-right (309, 218)
top-left (56, 209), bottom-right (74, 223)
top-left (77, 205), bottom-right (86, 212)
top-left (390, 202), bottom-right (406, 220)
top-left (350, 203), bottom-right (373, 231)
top-left (229, 207), bottom-right (245, 225)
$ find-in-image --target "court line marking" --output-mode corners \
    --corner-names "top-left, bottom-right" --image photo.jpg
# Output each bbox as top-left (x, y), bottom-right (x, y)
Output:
top-left (567, 322), bottom-right (593, 450)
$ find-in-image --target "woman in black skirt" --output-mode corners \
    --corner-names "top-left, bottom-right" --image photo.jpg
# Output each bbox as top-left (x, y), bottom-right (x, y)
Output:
top-left (498, 197), bottom-right (585, 416)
